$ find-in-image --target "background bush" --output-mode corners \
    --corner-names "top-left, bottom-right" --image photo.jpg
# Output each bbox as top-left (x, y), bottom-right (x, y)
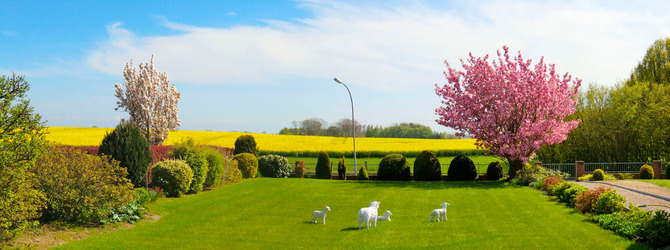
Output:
top-left (592, 169), bottom-right (605, 181)
top-left (172, 138), bottom-right (209, 194)
top-left (315, 151), bottom-right (332, 179)
top-left (447, 155), bottom-right (478, 181)
top-left (202, 147), bottom-right (224, 189)
top-left (639, 164), bottom-right (654, 179)
top-left (413, 150), bottom-right (441, 181)
top-left (337, 156), bottom-right (347, 180)
top-left (151, 159), bottom-right (193, 198)
top-left (98, 121), bottom-right (153, 187)
top-left (258, 154), bottom-right (291, 178)
top-left (377, 154), bottom-right (411, 181)
top-left (358, 165), bottom-right (369, 180)
top-left (486, 161), bottom-right (503, 181)
top-left (644, 210), bottom-right (670, 247)
top-left (541, 177), bottom-right (562, 192)
top-left (233, 134), bottom-right (259, 156)
top-left (234, 153), bottom-right (258, 178)
top-left (33, 146), bottom-right (134, 223)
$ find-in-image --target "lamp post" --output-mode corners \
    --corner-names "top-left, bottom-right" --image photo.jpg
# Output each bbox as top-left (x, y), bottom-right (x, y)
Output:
top-left (333, 77), bottom-right (357, 173)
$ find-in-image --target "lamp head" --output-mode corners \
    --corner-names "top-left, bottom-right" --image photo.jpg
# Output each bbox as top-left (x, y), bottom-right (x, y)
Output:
top-left (333, 78), bottom-right (343, 84)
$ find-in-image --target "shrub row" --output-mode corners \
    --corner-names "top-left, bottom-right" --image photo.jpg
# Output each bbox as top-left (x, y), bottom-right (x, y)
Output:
top-left (533, 170), bottom-right (670, 247)
top-left (259, 149), bottom-right (489, 158)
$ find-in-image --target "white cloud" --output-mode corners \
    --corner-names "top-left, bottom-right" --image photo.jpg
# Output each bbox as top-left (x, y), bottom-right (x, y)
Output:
top-left (85, 0), bottom-right (670, 92)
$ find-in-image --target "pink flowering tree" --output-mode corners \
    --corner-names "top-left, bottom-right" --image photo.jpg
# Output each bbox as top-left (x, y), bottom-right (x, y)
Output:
top-left (435, 46), bottom-right (581, 178)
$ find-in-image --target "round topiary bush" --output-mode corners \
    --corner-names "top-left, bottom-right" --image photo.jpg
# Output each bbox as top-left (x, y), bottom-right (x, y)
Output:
top-left (486, 161), bottom-right (503, 181)
top-left (151, 159), bottom-right (193, 198)
top-left (378, 154), bottom-right (411, 181)
top-left (99, 121), bottom-right (153, 187)
top-left (640, 164), bottom-right (654, 179)
top-left (358, 165), bottom-right (369, 180)
top-left (172, 138), bottom-right (209, 194)
top-left (233, 135), bottom-right (259, 156)
top-left (337, 156), bottom-right (347, 180)
top-left (234, 153), bottom-right (258, 178)
top-left (202, 147), bottom-right (224, 188)
top-left (592, 169), bottom-right (605, 181)
top-left (315, 151), bottom-right (332, 179)
top-left (413, 150), bottom-right (441, 181)
top-left (258, 155), bottom-right (291, 178)
top-left (447, 155), bottom-right (478, 181)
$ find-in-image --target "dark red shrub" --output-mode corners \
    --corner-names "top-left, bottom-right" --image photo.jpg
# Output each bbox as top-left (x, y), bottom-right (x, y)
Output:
top-left (541, 177), bottom-right (562, 192)
top-left (575, 186), bottom-right (612, 214)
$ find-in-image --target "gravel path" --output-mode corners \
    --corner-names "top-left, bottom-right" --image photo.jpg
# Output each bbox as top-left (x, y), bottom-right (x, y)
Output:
top-left (573, 180), bottom-right (670, 213)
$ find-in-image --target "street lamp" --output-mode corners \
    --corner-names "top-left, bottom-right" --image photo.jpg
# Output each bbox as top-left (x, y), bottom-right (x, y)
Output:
top-left (333, 77), bottom-right (357, 173)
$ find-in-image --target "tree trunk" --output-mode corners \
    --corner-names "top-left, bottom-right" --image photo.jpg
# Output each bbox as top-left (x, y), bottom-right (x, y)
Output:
top-left (507, 158), bottom-right (524, 179)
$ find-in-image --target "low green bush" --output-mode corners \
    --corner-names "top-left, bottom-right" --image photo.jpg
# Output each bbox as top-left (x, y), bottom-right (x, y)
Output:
top-left (151, 159), bottom-right (193, 198)
top-left (486, 161), bottom-right (503, 181)
top-left (594, 189), bottom-right (626, 214)
top-left (202, 147), bottom-right (224, 188)
top-left (358, 165), bottom-right (369, 180)
top-left (172, 138), bottom-right (209, 194)
top-left (551, 182), bottom-right (573, 198)
top-left (639, 164), bottom-right (654, 179)
top-left (413, 150), bottom-right (441, 181)
top-left (447, 155), bottom-right (477, 181)
top-left (223, 157), bottom-right (242, 183)
top-left (594, 205), bottom-right (651, 240)
top-left (592, 169), bottom-right (605, 181)
top-left (377, 154), bottom-right (411, 181)
top-left (234, 153), bottom-right (258, 178)
top-left (134, 188), bottom-right (151, 206)
top-left (33, 146), bottom-right (134, 223)
top-left (644, 210), bottom-right (670, 247)
top-left (101, 200), bottom-right (145, 225)
top-left (315, 151), bottom-right (332, 179)
top-left (578, 173), bottom-right (617, 181)
top-left (258, 154), bottom-right (291, 178)
top-left (562, 185), bottom-right (589, 206)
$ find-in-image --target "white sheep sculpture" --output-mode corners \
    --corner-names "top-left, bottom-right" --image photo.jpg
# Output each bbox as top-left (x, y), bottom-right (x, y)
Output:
top-left (358, 201), bottom-right (381, 229)
top-left (429, 202), bottom-right (450, 222)
top-left (377, 210), bottom-right (392, 221)
top-left (311, 206), bottom-right (331, 224)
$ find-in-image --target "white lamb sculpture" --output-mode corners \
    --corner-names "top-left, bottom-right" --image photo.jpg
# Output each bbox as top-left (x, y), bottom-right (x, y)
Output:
top-left (311, 206), bottom-right (331, 224)
top-left (358, 201), bottom-right (381, 229)
top-left (377, 210), bottom-right (392, 221)
top-left (429, 202), bottom-right (450, 222)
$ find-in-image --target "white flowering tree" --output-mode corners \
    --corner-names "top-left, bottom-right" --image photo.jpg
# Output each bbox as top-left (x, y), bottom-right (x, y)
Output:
top-left (115, 55), bottom-right (180, 145)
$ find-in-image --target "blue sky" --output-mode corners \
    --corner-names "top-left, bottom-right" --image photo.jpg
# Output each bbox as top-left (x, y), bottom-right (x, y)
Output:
top-left (2, 0), bottom-right (669, 134)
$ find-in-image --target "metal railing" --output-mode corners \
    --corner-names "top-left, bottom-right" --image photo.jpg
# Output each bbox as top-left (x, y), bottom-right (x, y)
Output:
top-left (543, 163), bottom-right (576, 179)
top-left (584, 162), bottom-right (651, 173)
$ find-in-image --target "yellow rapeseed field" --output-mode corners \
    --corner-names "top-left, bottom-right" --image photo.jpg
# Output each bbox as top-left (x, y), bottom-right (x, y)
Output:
top-left (45, 127), bottom-right (479, 153)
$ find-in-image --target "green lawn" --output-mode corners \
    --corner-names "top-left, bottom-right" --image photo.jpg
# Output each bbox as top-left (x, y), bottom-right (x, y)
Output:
top-left (59, 179), bottom-right (641, 249)
top-left (287, 155), bottom-right (506, 174)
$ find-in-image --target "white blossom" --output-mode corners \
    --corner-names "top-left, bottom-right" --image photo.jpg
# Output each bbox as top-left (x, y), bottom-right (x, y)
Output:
top-left (114, 54), bottom-right (180, 145)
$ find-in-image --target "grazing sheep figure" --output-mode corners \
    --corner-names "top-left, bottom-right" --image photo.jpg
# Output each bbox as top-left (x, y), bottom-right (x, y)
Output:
top-left (311, 206), bottom-right (331, 224)
top-left (429, 203), bottom-right (450, 222)
top-left (358, 201), bottom-right (381, 229)
top-left (377, 210), bottom-right (392, 221)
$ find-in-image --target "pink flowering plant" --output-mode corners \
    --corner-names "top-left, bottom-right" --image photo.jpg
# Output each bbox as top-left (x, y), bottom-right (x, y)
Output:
top-left (435, 46), bottom-right (581, 177)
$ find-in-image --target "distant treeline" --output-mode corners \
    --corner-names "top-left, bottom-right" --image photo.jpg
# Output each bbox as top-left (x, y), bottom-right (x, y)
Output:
top-left (279, 118), bottom-right (460, 139)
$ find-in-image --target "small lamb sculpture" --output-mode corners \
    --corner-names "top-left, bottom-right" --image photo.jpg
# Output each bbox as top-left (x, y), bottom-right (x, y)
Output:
top-left (358, 201), bottom-right (381, 229)
top-left (429, 202), bottom-right (450, 222)
top-left (377, 210), bottom-right (392, 221)
top-left (311, 206), bottom-right (331, 224)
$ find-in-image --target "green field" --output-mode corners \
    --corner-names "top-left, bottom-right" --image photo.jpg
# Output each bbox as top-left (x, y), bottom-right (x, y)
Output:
top-left (58, 179), bottom-right (640, 249)
top-left (287, 155), bottom-right (507, 174)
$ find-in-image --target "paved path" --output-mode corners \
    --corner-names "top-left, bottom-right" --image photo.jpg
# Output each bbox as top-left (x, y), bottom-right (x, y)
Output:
top-left (573, 180), bottom-right (670, 213)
